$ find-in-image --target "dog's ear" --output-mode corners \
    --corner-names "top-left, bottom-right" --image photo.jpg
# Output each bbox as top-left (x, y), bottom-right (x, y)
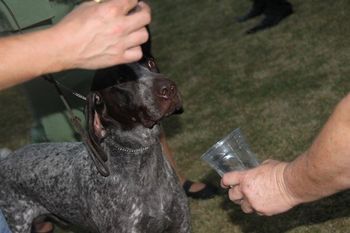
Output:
top-left (87, 92), bottom-right (107, 143)
top-left (86, 92), bottom-right (110, 176)
top-left (139, 26), bottom-right (160, 73)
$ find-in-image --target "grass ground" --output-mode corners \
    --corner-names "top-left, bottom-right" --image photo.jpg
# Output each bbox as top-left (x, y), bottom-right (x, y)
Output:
top-left (1, 0), bottom-right (350, 232)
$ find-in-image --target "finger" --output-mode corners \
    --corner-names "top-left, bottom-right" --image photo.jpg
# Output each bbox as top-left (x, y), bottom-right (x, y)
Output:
top-left (120, 0), bottom-right (139, 14)
top-left (220, 179), bottom-right (230, 189)
top-left (233, 198), bottom-right (244, 205)
top-left (241, 200), bottom-right (254, 214)
top-left (222, 171), bottom-right (243, 187)
top-left (124, 27), bottom-right (149, 49)
top-left (123, 3), bottom-right (151, 33)
top-left (123, 46), bottom-right (143, 63)
top-left (261, 159), bottom-right (278, 165)
top-left (105, 0), bottom-right (138, 15)
top-left (228, 186), bottom-right (244, 203)
top-left (127, 1), bottom-right (150, 15)
top-left (138, 2), bottom-right (151, 16)
top-left (256, 211), bottom-right (265, 216)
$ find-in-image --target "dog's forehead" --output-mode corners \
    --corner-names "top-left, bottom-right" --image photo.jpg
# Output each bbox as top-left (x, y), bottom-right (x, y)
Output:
top-left (91, 63), bottom-right (158, 91)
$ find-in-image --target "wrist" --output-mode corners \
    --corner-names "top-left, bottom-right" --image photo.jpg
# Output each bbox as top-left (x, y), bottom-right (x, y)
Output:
top-left (39, 27), bottom-right (73, 73)
top-left (279, 162), bottom-right (304, 207)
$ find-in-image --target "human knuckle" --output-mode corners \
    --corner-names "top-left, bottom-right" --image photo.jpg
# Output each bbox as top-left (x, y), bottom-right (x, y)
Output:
top-left (133, 48), bottom-right (143, 59)
top-left (256, 208), bottom-right (271, 216)
top-left (143, 11), bottom-right (151, 24)
top-left (102, 4), bottom-right (121, 18)
top-left (229, 189), bottom-right (236, 201)
top-left (240, 183), bottom-right (251, 194)
top-left (140, 29), bottom-right (149, 42)
top-left (123, 47), bottom-right (142, 62)
top-left (223, 176), bottom-right (232, 186)
top-left (234, 191), bottom-right (243, 199)
top-left (228, 191), bottom-right (235, 200)
top-left (250, 200), bottom-right (271, 216)
top-left (253, 204), bottom-right (264, 213)
top-left (113, 24), bottom-right (127, 35)
top-left (120, 0), bottom-right (136, 11)
top-left (123, 0), bottom-right (135, 5)
top-left (241, 205), bottom-right (253, 214)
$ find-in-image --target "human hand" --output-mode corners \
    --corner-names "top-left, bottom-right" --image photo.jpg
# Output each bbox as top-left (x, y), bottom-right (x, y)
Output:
top-left (51, 0), bottom-right (151, 70)
top-left (221, 160), bottom-right (300, 216)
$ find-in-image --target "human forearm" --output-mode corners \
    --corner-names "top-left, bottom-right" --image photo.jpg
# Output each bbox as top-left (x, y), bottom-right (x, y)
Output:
top-left (284, 93), bottom-right (350, 203)
top-left (0, 0), bottom-right (150, 90)
top-left (0, 28), bottom-right (65, 90)
top-left (221, 93), bottom-right (350, 216)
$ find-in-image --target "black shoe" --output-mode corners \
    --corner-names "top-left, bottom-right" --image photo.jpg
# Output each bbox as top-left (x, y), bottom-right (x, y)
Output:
top-left (246, 2), bottom-right (293, 34)
top-left (182, 180), bottom-right (217, 199)
top-left (236, 0), bottom-right (266, 23)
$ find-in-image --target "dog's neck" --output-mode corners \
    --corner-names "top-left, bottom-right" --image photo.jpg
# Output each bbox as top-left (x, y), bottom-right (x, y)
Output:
top-left (99, 124), bottom-right (162, 176)
top-left (102, 124), bottom-right (161, 153)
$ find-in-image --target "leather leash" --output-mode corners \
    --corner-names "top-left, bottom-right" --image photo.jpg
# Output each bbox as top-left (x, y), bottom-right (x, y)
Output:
top-left (45, 75), bottom-right (110, 177)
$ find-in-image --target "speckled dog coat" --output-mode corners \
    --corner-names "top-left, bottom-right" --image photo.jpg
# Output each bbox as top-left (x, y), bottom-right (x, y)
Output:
top-left (0, 63), bottom-right (190, 233)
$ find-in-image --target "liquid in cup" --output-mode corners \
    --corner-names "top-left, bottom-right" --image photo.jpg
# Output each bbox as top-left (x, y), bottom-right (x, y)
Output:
top-left (201, 128), bottom-right (259, 177)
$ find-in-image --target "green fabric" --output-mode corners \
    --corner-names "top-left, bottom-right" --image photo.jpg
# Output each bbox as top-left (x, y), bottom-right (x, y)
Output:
top-left (0, 0), bottom-right (94, 142)
top-left (0, 0), bottom-right (53, 31)
top-left (0, 0), bottom-right (79, 32)
top-left (23, 69), bottom-right (95, 142)
top-left (49, 1), bottom-right (78, 24)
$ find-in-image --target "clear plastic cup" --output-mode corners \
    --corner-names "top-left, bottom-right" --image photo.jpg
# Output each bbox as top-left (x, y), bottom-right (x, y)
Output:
top-left (201, 128), bottom-right (259, 177)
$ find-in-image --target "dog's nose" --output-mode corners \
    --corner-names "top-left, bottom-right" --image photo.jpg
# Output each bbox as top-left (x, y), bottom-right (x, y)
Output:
top-left (155, 79), bottom-right (177, 100)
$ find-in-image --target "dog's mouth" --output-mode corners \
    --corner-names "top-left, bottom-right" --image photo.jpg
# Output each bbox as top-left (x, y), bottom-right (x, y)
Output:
top-left (141, 96), bottom-right (183, 128)
top-left (140, 118), bottom-right (157, 128)
top-left (163, 100), bottom-right (183, 117)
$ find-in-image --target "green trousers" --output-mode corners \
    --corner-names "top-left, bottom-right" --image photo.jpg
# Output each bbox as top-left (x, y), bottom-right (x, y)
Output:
top-left (23, 70), bottom-right (95, 142)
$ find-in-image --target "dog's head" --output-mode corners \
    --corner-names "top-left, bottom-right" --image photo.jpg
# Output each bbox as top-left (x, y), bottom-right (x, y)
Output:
top-left (84, 32), bottom-right (182, 175)
top-left (87, 60), bottom-right (183, 143)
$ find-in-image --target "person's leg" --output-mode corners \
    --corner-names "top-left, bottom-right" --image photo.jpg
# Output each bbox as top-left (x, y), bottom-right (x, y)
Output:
top-left (31, 217), bottom-right (54, 233)
top-left (237, 0), bottom-right (266, 22)
top-left (22, 69), bottom-right (95, 143)
top-left (246, 0), bottom-right (293, 34)
top-left (0, 209), bottom-right (12, 233)
top-left (160, 129), bottom-right (217, 199)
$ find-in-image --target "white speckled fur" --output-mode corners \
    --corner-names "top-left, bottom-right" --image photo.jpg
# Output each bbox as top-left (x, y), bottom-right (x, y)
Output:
top-left (0, 63), bottom-right (190, 233)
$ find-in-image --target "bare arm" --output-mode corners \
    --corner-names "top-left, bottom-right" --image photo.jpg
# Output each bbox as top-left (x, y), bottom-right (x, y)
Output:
top-left (0, 0), bottom-right (150, 90)
top-left (221, 93), bottom-right (350, 216)
top-left (285, 93), bottom-right (350, 202)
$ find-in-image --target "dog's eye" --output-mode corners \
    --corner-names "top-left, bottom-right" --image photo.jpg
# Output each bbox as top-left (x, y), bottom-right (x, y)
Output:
top-left (95, 94), bottom-right (102, 105)
top-left (147, 59), bottom-right (156, 70)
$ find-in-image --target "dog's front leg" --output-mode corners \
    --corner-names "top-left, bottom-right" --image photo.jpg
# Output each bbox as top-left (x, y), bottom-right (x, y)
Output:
top-left (1, 207), bottom-right (35, 233)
